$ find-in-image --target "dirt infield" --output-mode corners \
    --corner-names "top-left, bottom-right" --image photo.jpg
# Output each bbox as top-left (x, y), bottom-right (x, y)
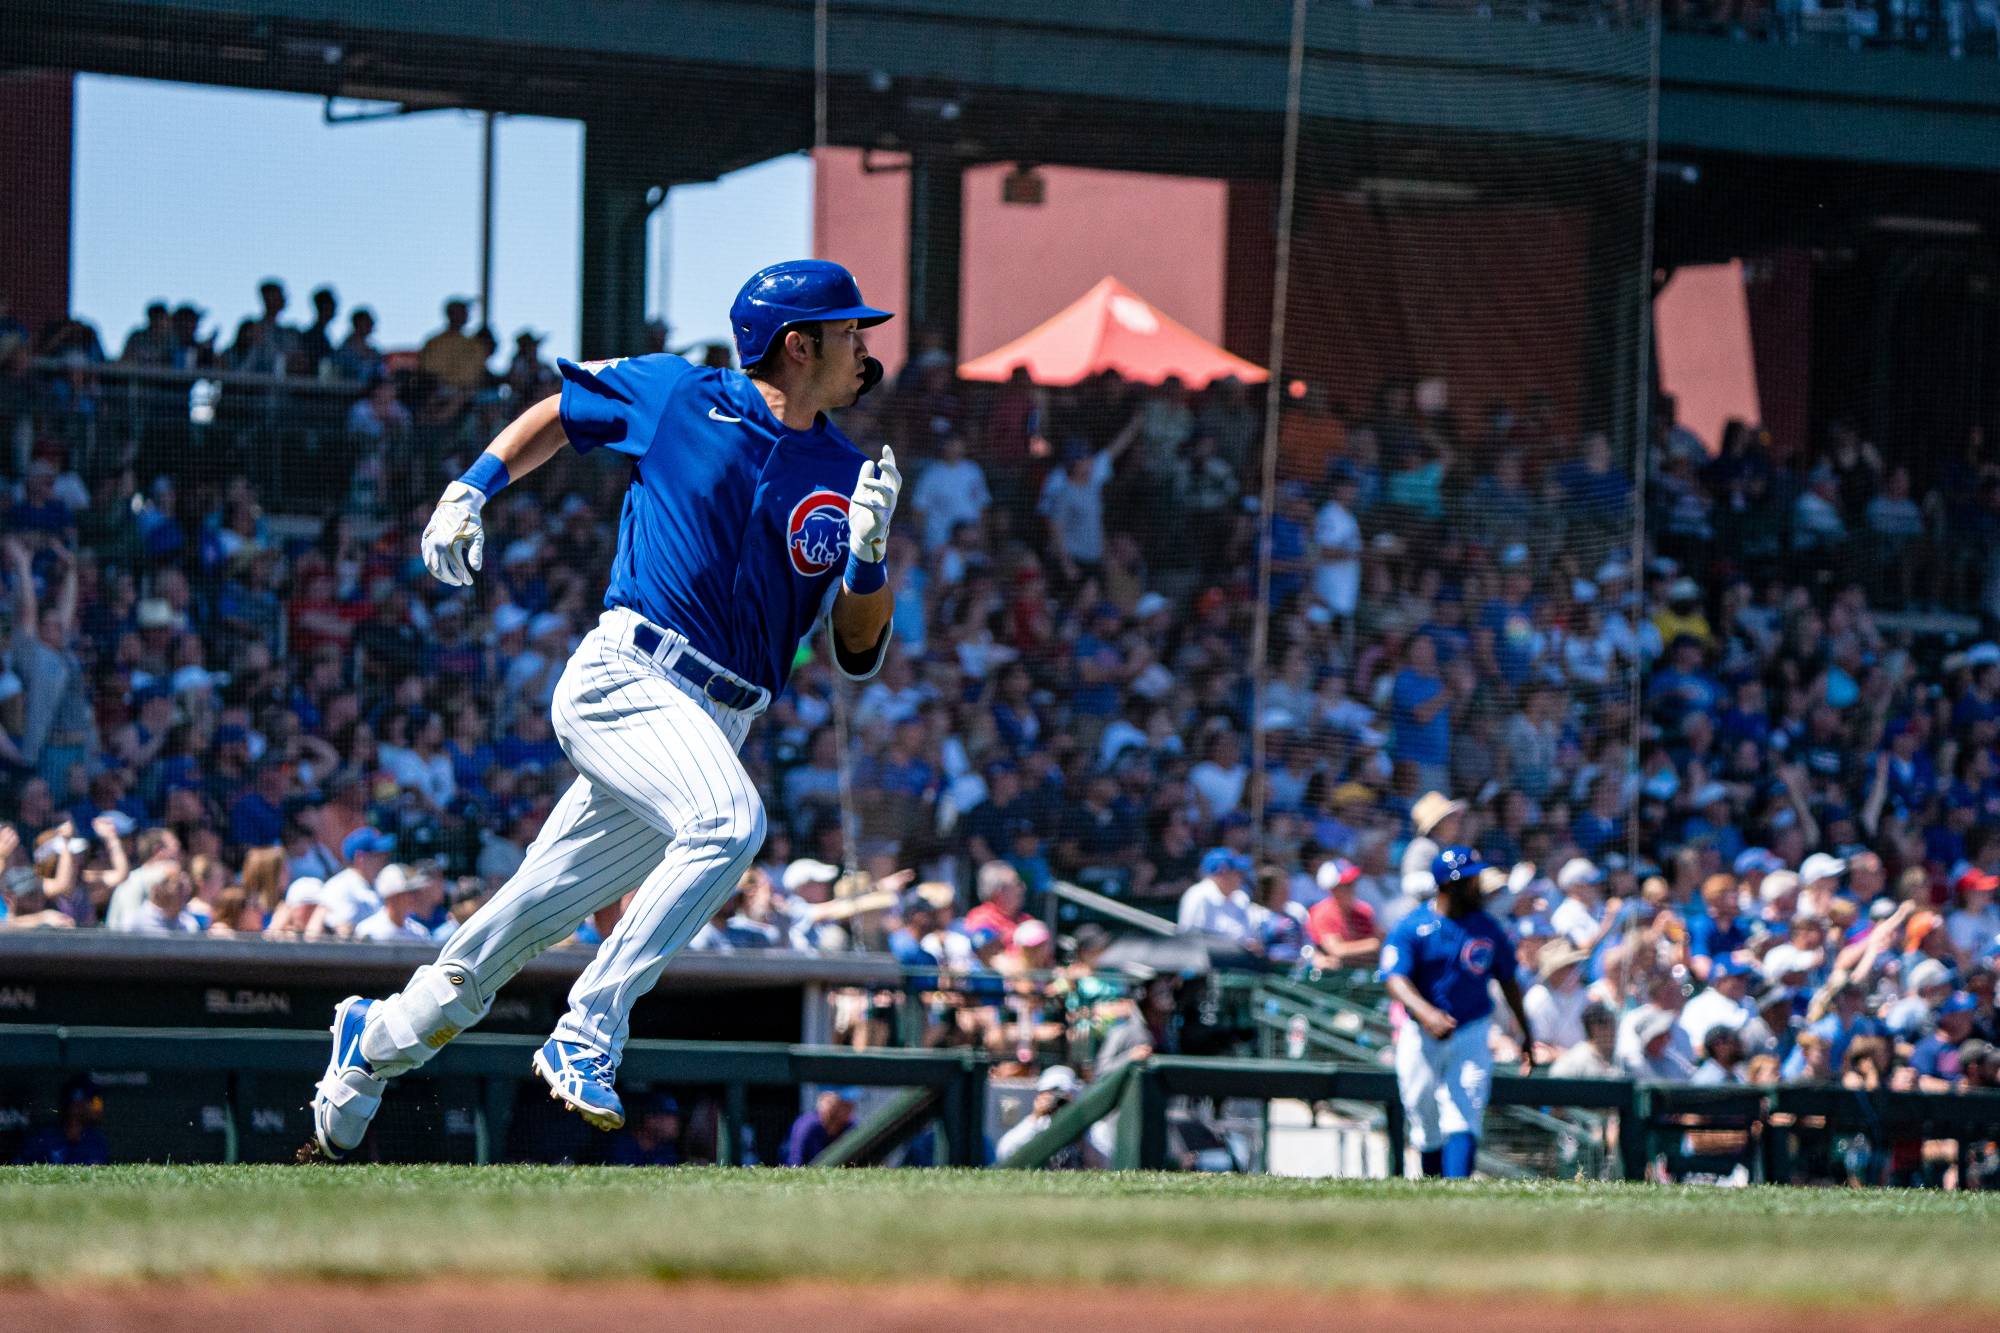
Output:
top-left (11, 1281), bottom-right (1992, 1333)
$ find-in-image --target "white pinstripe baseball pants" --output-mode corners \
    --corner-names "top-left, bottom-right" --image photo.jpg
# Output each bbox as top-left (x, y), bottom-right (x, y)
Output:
top-left (366, 607), bottom-right (767, 1068)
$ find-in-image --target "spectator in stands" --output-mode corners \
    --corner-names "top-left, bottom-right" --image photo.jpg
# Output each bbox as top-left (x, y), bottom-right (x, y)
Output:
top-left (1523, 944), bottom-right (1591, 1056)
top-left (1549, 1001), bottom-right (1619, 1078)
top-left (781, 1087), bottom-right (857, 1166)
top-left (964, 859), bottom-right (1030, 948)
top-left (604, 1092), bottom-right (684, 1167)
top-left (13, 1075), bottom-right (109, 1166)
top-left (993, 1065), bottom-right (1102, 1168)
top-left (1389, 637), bottom-right (1452, 793)
top-left (103, 827), bottom-right (181, 932)
top-left (1948, 869), bottom-right (2000, 965)
top-left (119, 302), bottom-right (175, 367)
top-left (331, 307), bottom-right (382, 383)
top-left (1622, 1005), bottom-right (1697, 1080)
top-left (355, 865), bottom-right (433, 943)
top-left (1176, 848), bottom-right (1256, 947)
top-left (1039, 418), bottom-right (1137, 587)
top-left (346, 376), bottom-right (413, 444)
top-left (1251, 864), bottom-right (1310, 964)
top-left (911, 429), bottom-right (993, 552)
top-left (317, 827), bottom-right (396, 939)
top-left (418, 297), bottom-right (488, 392)
top-left (1310, 464), bottom-right (1363, 624)
top-left (1911, 993), bottom-right (1981, 1090)
top-left (299, 286), bottom-right (339, 374)
top-left (125, 867), bottom-right (198, 935)
top-left (1690, 1026), bottom-right (1748, 1085)
top-left (1305, 856), bottom-right (1381, 967)
top-left (1677, 956), bottom-right (1755, 1053)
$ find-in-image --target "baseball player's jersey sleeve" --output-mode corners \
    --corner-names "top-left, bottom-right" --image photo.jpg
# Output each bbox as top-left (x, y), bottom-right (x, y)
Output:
top-left (1379, 915), bottom-right (1419, 981)
top-left (1491, 923), bottom-right (1519, 983)
top-left (556, 355), bottom-right (694, 458)
top-left (816, 581), bottom-right (893, 681)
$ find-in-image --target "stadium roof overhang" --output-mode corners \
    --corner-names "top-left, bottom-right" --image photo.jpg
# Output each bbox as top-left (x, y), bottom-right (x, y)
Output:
top-left (10, 1), bottom-right (2000, 194)
top-left (8, 0), bottom-right (2000, 284)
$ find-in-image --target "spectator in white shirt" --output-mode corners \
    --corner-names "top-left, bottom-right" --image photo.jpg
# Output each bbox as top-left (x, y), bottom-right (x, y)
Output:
top-left (1948, 871), bottom-right (2000, 964)
top-left (127, 869), bottom-right (199, 935)
top-left (993, 1065), bottom-right (1102, 1168)
top-left (1188, 730), bottom-right (1249, 821)
top-left (1523, 944), bottom-right (1591, 1054)
top-left (356, 866), bottom-right (434, 942)
top-left (316, 827), bottom-right (397, 938)
top-left (1677, 955), bottom-right (1756, 1052)
top-left (1038, 420), bottom-right (1138, 581)
top-left (1311, 466), bottom-right (1363, 620)
top-left (1176, 848), bottom-right (1257, 945)
top-left (910, 432), bottom-right (992, 551)
top-left (1792, 464), bottom-right (1847, 554)
top-left (1550, 857), bottom-right (1609, 949)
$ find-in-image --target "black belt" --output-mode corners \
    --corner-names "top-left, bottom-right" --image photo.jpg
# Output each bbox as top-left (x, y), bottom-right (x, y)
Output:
top-left (631, 623), bottom-right (765, 711)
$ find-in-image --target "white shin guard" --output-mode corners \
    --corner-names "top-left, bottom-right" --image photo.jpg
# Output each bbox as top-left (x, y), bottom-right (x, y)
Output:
top-left (359, 963), bottom-right (492, 1078)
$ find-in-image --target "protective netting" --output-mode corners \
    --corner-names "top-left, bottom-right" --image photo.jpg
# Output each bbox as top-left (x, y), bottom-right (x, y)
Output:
top-left (1263, 9), bottom-right (1659, 932)
top-left (21, 1), bottom-right (2000, 1176)
top-left (812, 2), bottom-right (1658, 952)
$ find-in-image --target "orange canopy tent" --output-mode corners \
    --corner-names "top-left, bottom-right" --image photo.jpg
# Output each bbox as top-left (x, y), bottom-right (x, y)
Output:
top-left (957, 276), bottom-right (1267, 389)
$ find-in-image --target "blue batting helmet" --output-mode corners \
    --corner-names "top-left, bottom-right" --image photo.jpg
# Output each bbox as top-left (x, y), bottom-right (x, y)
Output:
top-left (1430, 846), bottom-right (1485, 893)
top-left (731, 259), bottom-right (893, 367)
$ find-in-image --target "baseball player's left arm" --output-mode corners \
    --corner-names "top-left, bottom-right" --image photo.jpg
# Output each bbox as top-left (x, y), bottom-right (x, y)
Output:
top-left (1498, 974), bottom-right (1536, 1075)
top-left (830, 447), bottom-right (900, 673)
top-left (422, 394), bottom-right (570, 586)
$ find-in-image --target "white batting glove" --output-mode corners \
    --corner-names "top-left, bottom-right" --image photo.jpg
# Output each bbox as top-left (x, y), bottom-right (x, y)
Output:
top-left (847, 445), bottom-right (901, 565)
top-left (421, 481), bottom-right (486, 587)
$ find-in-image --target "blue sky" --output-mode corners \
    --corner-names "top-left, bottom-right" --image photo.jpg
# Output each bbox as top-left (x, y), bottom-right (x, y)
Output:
top-left (71, 75), bottom-right (812, 359)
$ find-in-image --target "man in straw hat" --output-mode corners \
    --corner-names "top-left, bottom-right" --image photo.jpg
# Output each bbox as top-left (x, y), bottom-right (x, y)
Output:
top-left (1398, 789), bottom-right (1466, 891)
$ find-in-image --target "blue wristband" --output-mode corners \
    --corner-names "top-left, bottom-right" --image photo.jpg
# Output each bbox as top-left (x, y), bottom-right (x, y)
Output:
top-left (458, 452), bottom-right (511, 499)
top-left (843, 551), bottom-right (888, 594)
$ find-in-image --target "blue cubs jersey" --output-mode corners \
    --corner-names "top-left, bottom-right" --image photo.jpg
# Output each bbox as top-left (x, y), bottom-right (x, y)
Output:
top-left (1380, 904), bottom-right (1517, 1025)
top-left (556, 354), bottom-right (883, 696)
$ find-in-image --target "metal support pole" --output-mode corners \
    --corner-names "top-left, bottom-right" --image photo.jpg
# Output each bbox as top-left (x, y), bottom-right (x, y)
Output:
top-left (1620, 1084), bottom-right (1651, 1182)
top-left (1383, 1091), bottom-right (1406, 1179)
top-left (221, 1072), bottom-right (240, 1165)
top-left (719, 1081), bottom-right (749, 1166)
top-left (478, 111), bottom-right (496, 334)
top-left (905, 152), bottom-right (963, 361)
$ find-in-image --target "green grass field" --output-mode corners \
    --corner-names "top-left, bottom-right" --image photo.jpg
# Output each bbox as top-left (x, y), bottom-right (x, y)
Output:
top-left (1, 1166), bottom-right (1996, 1307)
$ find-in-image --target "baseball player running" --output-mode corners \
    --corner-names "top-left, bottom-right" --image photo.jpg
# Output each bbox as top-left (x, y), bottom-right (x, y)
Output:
top-left (1379, 847), bottom-right (1535, 1178)
top-left (306, 260), bottom-right (900, 1159)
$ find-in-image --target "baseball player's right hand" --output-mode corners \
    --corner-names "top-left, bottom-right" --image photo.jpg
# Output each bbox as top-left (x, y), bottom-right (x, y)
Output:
top-left (422, 482), bottom-right (486, 587)
top-left (1418, 1008), bottom-right (1458, 1040)
top-left (847, 446), bottom-right (901, 565)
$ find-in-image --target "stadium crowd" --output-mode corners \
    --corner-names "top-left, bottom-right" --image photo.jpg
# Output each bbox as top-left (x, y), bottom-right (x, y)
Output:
top-left (6, 278), bottom-right (2000, 1119)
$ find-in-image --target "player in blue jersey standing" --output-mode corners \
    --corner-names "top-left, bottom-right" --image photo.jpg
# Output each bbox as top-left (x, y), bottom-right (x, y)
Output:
top-left (305, 261), bottom-right (902, 1160)
top-left (1379, 847), bottom-right (1536, 1179)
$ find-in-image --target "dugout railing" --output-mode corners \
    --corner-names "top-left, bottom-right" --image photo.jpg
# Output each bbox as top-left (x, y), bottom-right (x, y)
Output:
top-left (996, 1052), bottom-right (2000, 1182)
top-left (0, 1024), bottom-right (986, 1168)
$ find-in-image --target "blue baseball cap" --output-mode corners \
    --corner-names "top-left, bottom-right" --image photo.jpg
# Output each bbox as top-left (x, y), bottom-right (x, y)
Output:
top-left (342, 827), bottom-right (396, 860)
top-left (1199, 847), bottom-right (1252, 878)
top-left (1430, 846), bottom-right (1486, 892)
top-left (1734, 847), bottom-right (1783, 876)
top-left (1941, 991), bottom-right (1979, 1017)
top-left (1711, 956), bottom-right (1755, 981)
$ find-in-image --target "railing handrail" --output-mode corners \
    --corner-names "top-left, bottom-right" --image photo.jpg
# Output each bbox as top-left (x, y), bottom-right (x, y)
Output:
top-left (28, 355), bottom-right (370, 397)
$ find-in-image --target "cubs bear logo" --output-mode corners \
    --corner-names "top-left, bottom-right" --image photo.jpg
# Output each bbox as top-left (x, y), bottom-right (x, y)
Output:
top-left (787, 489), bottom-right (851, 577)
top-left (1460, 937), bottom-right (1495, 975)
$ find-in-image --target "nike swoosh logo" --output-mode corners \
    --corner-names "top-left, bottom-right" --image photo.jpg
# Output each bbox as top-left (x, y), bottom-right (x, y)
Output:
top-left (707, 407), bottom-right (742, 423)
